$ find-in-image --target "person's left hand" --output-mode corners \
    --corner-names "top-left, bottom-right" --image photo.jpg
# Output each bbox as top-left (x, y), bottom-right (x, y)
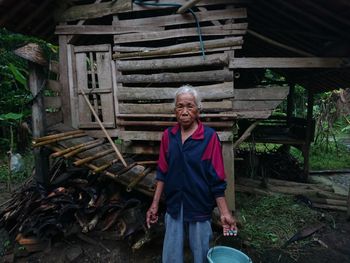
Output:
top-left (220, 213), bottom-right (237, 236)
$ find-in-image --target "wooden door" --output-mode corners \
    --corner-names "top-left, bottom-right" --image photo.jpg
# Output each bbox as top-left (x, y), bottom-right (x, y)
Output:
top-left (72, 44), bottom-right (115, 128)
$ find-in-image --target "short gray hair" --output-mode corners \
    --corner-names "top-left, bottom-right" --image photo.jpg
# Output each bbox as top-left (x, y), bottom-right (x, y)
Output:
top-left (174, 84), bottom-right (202, 109)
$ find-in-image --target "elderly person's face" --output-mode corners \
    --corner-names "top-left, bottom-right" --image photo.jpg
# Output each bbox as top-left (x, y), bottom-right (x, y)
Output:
top-left (175, 93), bottom-right (199, 129)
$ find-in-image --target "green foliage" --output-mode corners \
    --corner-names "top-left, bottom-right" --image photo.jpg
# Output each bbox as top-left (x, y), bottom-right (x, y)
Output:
top-left (237, 193), bottom-right (322, 252)
top-left (290, 143), bottom-right (350, 170)
top-left (0, 28), bottom-right (58, 151)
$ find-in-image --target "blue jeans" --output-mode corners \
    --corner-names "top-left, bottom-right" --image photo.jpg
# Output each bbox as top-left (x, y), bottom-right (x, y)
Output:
top-left (162, 204), bottom-right (212, 263)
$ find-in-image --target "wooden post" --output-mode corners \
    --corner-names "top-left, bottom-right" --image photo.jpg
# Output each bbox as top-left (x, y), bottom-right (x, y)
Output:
top-left (286, 83), bottom-right (295, 127)
top-left (303, 89), bottom-right (314, 182)
top-left (29, 63), bottom-right (49, 186)
top-left (223, 142), bottom-right (235, 211)
top-left (58, 34), bottom-right (72, 125)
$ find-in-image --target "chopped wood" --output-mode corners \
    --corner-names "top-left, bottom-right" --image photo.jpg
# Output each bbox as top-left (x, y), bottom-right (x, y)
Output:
top-left (73, 148), bottom-right (115, 166)
top-left (115, 54), bottom-right (229, 71)
top-left (230, 57), bottom-right (348, 69)
top-left (32, 133), bottom-right (87, 147)
top-left (113, 37), bottom-right (243, 59)
top-left (60, 0), bottom-right (132, 22)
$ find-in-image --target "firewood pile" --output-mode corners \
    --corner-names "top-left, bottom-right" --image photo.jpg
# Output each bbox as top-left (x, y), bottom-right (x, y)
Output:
top-left (0, 129), bottom-right (163, 256)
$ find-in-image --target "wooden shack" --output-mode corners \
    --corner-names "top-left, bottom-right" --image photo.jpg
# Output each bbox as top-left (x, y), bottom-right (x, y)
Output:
top-left (3, 0), bottom-right (350, 211)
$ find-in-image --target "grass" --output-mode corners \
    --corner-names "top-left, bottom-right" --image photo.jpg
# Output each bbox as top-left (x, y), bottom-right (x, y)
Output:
top-left (0, 150), bottom-right (34, 184)
top-left (236, 193), bottom-right (323, 252)
top-left (290, 142), bottom-right (350, 170)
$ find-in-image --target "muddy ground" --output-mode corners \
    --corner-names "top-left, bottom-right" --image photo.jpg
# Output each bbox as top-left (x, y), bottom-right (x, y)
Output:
top-left (1, 184), bottom-right (350, 263)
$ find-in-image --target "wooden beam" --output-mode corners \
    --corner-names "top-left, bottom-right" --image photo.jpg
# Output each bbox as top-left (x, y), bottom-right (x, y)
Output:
top-left (177, 0), bottom-right (203, 14)
top-left (60, 0), bottom-right (132, 22)
top-left (55, 24), bottom-right (157, 35)
top-left (230, 57), bottom-right (349, 69)
top-left (117, 83), bottom-right (233, 101)
top-left (14, 43), bottom-right (47, 66)
top-left (113, 37), bottom-right (243, 59)
top-left (118, 69), bottom-right (233, 83)
top-left (116, 53), bottom-right (229, 71)
top-left (114, 25), bottom-right (246, 44)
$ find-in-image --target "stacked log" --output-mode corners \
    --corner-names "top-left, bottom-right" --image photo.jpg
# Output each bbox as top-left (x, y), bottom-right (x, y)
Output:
top-left (236, 177), bottom-right (348, 212)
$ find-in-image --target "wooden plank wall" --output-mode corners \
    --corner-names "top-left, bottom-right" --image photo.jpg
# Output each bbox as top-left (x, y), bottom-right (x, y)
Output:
top-left (44, 60), bottom-right (63, 127)
top-left (111, 0), bottom-right (247, 146)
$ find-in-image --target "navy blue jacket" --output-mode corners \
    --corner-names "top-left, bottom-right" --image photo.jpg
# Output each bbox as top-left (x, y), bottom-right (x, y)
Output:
top-left (156, 121), bottom-right (227, 222)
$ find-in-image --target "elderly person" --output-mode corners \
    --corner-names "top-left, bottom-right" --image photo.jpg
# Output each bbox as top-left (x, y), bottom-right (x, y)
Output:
top-left (146, 84), bottom-right (237, 263)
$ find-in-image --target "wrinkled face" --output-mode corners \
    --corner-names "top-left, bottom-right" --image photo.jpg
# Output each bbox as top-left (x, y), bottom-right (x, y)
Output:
top-left (175, 93), bottom-right (199, 129)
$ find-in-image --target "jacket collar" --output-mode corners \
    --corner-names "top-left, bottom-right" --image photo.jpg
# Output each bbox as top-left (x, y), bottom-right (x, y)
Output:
top-left (171, 120), bottom-right (204, 140)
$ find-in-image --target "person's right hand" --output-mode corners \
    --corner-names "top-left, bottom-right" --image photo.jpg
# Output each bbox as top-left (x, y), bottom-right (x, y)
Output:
top-left (146, 202), bottom-right (159, 228)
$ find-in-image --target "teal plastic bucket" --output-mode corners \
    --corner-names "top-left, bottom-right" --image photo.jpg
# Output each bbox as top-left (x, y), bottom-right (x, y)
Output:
top-left (207, 246), bottom-right (252, 263)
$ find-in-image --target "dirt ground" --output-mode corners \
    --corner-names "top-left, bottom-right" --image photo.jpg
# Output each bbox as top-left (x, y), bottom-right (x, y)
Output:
top-left (1, 184), bottom-right (350, 263)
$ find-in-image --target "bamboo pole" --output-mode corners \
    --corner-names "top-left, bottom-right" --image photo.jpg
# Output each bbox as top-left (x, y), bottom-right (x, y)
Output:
top-left (92, 160), bottom-right (116, 174)
top-left (126, 167), bottom-right (152, 192)
top-left (48, 145), bottom-right (117, 179)
top-left (33, 130), bottom-right (84, 143)
top-left (78, 87), bottom-right (127, 167)
top-left (32, 133), bottom-right (86, 147)
top-left (50, 139), bottom-right (104, 157)
top-left (63, 139), bottom-right (105, 158)
top-left (73, 148), bottom-right (115, 166)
